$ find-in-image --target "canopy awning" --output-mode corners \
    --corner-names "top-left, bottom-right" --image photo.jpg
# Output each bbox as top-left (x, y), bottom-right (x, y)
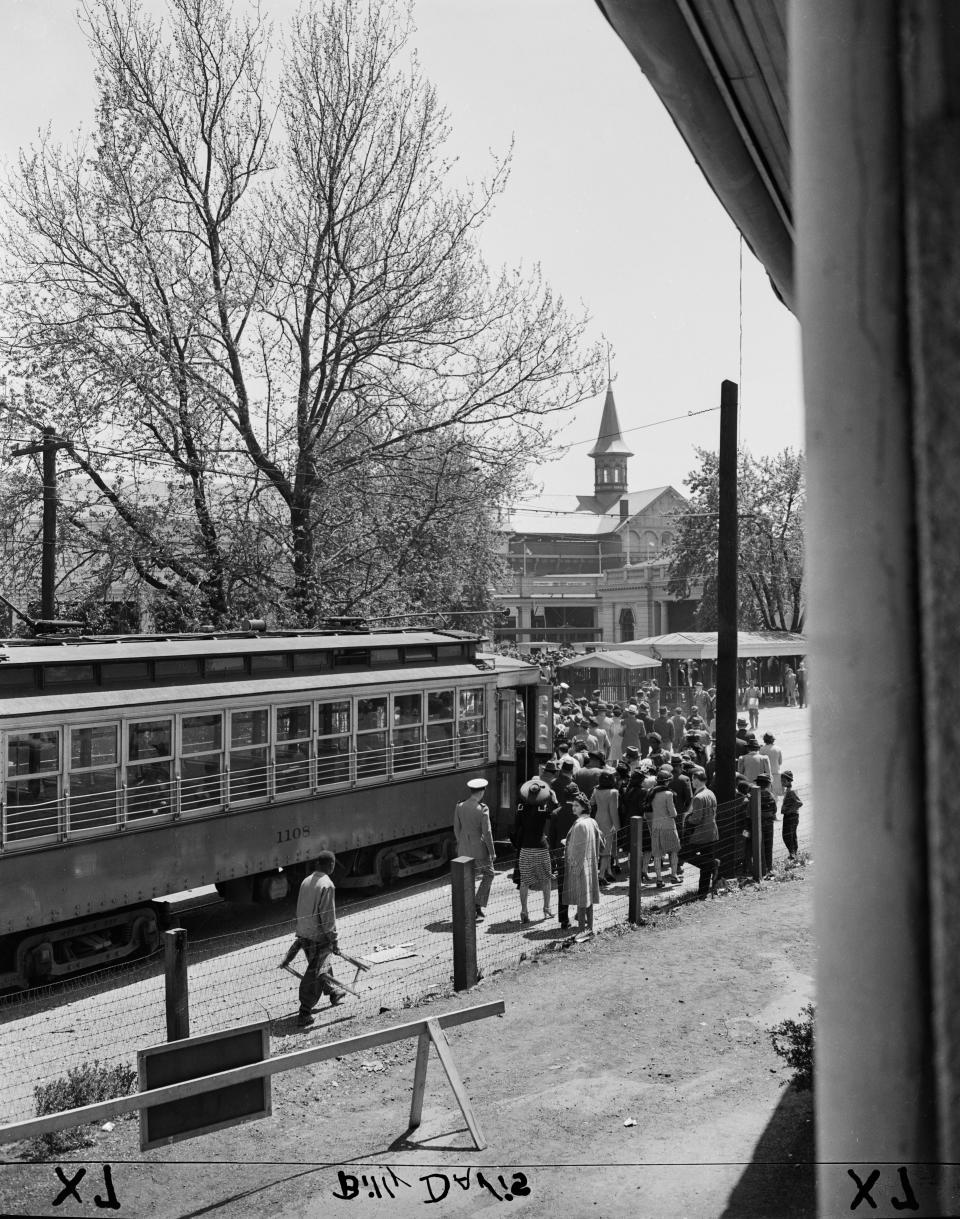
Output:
top-left (556, 649), bottom-right (661, 671)
top-left (610, 631), bottom-right (807, 660)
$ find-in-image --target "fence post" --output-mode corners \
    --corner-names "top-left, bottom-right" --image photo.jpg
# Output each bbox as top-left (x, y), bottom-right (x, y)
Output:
top-left (750, 788), bottom-right (763, 882)
top-left (451, 857), bottom-right (478, 991)
top-left (164, 927), bottom-right (190, 1042)
top-left (628, 816), bottom-right (643, 924)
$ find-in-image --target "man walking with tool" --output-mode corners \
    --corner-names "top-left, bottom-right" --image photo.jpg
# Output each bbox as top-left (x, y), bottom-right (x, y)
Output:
top-left (293, 851), bottom-right (345, 1027)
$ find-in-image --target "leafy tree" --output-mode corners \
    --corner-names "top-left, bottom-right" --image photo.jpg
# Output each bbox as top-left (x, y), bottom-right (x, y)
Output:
top-left (0, 0), bottom-right (600, 627)
top-left (667, 447), bottom-right (805, 633)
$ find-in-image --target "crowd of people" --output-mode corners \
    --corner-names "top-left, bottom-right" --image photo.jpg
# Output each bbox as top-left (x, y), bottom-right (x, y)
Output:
top-left (455, 679), bottom-right (803, 938)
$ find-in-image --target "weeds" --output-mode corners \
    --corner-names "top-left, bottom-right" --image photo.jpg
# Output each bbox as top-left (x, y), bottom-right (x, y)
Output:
top-left (28, 1060), bottom-right (138, 1158)
top-left (770, 1003), bottom-right (814, 1090)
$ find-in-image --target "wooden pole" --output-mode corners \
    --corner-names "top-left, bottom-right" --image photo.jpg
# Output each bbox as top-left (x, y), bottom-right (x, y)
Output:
top-left (749, 788), bottom-right (762, 882)
top-left (451, 857), bottom-right (478, 991)
top-left (714, 380), bottom-right (739, 875)
top-left (628, 815), bottom-right (643, 924)
top-left (164, 928), bottom-right (189, 1042)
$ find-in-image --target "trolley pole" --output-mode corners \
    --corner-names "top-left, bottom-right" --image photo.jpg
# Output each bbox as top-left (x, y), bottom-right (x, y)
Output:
top-left (715, 381), bottom-right (739, 873)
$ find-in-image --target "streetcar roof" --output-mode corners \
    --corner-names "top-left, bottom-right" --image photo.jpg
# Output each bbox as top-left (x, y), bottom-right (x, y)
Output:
top-left (0, 629), bottom-right (477, 665)
top-left (0, 657), bottom-right (539, 721)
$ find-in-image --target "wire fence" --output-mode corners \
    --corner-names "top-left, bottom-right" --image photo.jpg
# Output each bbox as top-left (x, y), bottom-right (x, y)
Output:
top-left (0, 794), bottom-right (805, 1126)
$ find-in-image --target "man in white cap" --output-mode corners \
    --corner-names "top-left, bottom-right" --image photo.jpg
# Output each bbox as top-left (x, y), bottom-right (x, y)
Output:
top-left (453, 777), bottom-right (497, 920)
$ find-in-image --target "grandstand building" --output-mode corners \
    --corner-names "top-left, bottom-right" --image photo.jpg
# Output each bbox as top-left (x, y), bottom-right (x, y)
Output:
top-left (493, 383), bottom-right (700, 647)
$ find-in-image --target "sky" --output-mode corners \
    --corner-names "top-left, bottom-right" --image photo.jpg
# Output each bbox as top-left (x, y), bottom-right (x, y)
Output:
top-left (0, 0), bottom-right (804, 507)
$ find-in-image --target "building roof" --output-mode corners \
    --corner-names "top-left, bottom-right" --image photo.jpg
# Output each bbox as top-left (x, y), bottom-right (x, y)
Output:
top-left (593, 0), bottom-right (793, 309)
top-left (587, 384), bottom-right (634, 458)
top-left (505, 486), bottom-right (676, 537)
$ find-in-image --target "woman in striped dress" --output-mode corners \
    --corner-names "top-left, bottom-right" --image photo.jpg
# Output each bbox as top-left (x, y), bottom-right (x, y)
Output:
top-left (514, 777), bottom-right (558, 925)
top-left (562, 793), bottom-right (603, 935)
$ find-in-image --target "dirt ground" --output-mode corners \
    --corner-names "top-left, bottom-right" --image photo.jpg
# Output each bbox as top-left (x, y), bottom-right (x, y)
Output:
top-left (0, 864), bottom-right (815, 1219)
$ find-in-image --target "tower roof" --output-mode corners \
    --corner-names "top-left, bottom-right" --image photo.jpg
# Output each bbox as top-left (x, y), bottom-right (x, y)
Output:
top-left (587, 384), bottom-right (634, 458)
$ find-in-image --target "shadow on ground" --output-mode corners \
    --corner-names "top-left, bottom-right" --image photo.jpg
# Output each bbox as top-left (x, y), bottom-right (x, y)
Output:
top-left (720, 1084), bottom-right (815, 1218)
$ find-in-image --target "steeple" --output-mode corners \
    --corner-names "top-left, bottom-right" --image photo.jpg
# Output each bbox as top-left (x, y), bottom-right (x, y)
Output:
top-left (587, 380), bottom-right (633, 494)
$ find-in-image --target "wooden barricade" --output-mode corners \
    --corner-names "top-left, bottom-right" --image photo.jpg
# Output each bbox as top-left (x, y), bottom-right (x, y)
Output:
top-left (0, 1000), bottom-right (505, 1152)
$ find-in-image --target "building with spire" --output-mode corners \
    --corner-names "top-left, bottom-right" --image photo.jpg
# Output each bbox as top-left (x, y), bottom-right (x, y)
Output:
top-left (493, 382), bottom-right (699, 647)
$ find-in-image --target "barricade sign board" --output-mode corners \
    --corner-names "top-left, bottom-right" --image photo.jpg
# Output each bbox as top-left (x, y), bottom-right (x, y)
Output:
top-left (138, 1021), bottom-right (271, 1150)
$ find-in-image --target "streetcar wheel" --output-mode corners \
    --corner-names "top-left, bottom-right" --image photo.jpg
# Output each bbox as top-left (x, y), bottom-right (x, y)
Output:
top-left (215, 876), bottom-right (256, 903)
top-left (377, 851), bottom-right (399, 886)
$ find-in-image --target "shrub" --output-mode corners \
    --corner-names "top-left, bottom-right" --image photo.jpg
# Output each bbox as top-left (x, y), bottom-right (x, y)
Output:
top-left (29, 1060), bottom-right (138, 1158)
top-left (770, 1003), bottom-right (814, 1090)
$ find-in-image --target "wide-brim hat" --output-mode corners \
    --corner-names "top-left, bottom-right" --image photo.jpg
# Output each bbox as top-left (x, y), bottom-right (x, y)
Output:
top-left (520, 778), bottom-right (553, 803)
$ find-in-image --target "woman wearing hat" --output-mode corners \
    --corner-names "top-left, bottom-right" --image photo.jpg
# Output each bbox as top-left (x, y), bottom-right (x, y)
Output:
top-left (645, 767), bottom-right (682, 887)
top-left (562, 792), bottom-right (603, 935)
top-left (514, 778), bottom-right (558, 924)
top-left (590, 769), bottom-right (621, 884)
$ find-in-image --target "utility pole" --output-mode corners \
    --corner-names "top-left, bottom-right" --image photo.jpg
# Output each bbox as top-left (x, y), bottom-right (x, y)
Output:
top-left (11, 426), bottom-right (67, 623)
top-left (714, 380), bottom-right (739, 873)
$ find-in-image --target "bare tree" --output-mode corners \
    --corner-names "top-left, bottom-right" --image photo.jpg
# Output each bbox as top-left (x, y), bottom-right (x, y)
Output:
top-left (1, 0), bottom-right (601, 625)
top-left (667, 446), bottom-right (806, 633)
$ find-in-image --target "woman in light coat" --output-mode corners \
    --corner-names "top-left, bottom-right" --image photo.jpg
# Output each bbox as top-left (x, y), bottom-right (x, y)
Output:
top-left (590, 769), bottom-right (621, 884)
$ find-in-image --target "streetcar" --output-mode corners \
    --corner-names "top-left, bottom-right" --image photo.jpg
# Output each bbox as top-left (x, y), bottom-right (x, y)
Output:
top-left (0, 628), bottom-right (553, 989)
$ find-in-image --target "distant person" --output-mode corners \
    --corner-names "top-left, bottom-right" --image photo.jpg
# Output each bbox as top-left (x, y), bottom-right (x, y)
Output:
top-left (646, 767), bottom-right (681, 887)
top-left (760, 732), bottom-right (783, 797)
top-left (785, 666), bottom-right (798, 707)
top-left (668, 707), bottom-right (687, 750)
top-left (514, 777), bottom-right (557, 925)
top-left (453, 777), bottom-right (497, 921)
top-left (756, 773), bottom-right (778, 876)
top-left (590, 769), bottom-right (621, 885)
top-left (679, 768), bottom-right (721, 899)
top-left (796, 661), bottom-right (808, 708)
top-left (743, 681), bottom-right (761, 730)
top-left (563, 792), bottom-right (603, 936)
top-left (292, 852), bottom-right (345, 1028)
top-left (780, 770), bottom-right (803, 860)
top-left (738, 737), bottom-right (772, 785)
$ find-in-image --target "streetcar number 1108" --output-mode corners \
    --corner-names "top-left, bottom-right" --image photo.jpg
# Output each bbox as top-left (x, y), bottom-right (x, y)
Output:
top-left (277, 826), bottom-right (310, 842)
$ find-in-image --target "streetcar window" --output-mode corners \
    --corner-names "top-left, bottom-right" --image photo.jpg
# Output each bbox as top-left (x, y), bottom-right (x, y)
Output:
top-left (69, 725), bottom-right (119, 833)
top-left (4, 729), bottom-right (61, 844)
top-left (356, 696), bottom-right (388, 779)
top-left (316, 700), bottom-right (350, 787)
top-left (426, 689), bottom-right (455, 768)
top-left (0, 666), bottom-right (38, 692)
top-left (101, 660), bottom-right (151, 686)
top-left (334, 649), bottom-right (371, 669)
top-left (43, 664), bottom-right (95, 687)
top-left (373, 648), bottom-right (401, 664)
top-left (276, 704), bottom-right (311, 794)
top-left (229, 708), bottom-right (269, 803)
top-left (127, 719), bottom-right (173, 823)
top-left (206, 655), bottom-right (247, 676)
top-left (293, 651), bottom-right (329, 673)
top-left (458, 688), bottom-right (487, 763)
top-left (250, 652), bottom-right (289, 674)
top-left (156, 657), bottom-right (200, 681)
top-left (180, 713), bottom-right (224, 814)
top-left (392, 693), bottom-right (423, 773)
top-left (404, 645), bottom-right (435, 662)
top-left (437, 644), bottom-right (465, 659)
